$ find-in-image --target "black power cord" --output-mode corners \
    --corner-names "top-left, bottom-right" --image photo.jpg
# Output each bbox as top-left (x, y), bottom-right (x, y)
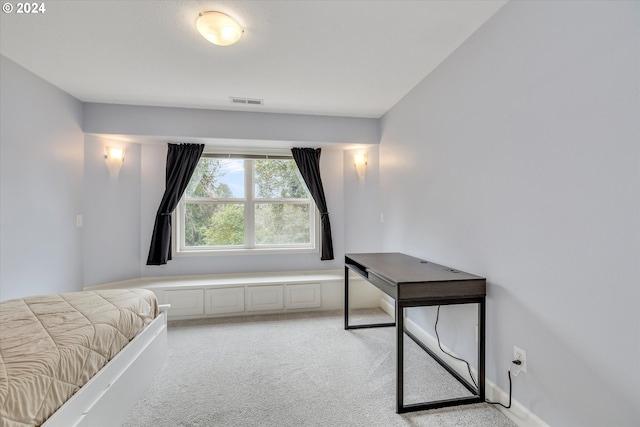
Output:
top-left (434, 305), bottom-right (515, 409)
top-left (434, 306), bottom-right (479, 389)
top-left (488, 368), bottom-right (514, 409)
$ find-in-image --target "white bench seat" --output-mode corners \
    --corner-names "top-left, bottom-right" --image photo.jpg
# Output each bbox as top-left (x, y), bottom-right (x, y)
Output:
top-left (85, 270), bottom-right (380, 320)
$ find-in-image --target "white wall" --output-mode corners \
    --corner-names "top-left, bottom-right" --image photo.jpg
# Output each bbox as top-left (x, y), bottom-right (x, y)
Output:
top-left (375, 1), bottom-right (639, 426)
top-left (83, 135), bottom-right (142, 285)
top-left (343, 146), bottom-right (383, 253)
top-left (83, 103), bottom-right (380, 146)
top-left (0, 55), bottom-right (84, 300)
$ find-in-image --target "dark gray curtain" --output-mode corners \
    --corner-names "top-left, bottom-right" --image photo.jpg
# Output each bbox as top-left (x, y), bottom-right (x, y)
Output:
top-left (291, 147), bottom-right (334, 260)
top-left (147, 143), bottom-right (205, 265)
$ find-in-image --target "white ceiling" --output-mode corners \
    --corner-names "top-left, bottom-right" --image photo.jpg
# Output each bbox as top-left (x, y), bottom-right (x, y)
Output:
top-left (0, 0), bottom-right (507, 118)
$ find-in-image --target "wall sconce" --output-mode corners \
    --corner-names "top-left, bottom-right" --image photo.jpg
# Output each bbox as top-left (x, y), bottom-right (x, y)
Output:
top-left (354, 153), bottom-right (367, 179)
top-left (105, 146), bottom-right (125, 176)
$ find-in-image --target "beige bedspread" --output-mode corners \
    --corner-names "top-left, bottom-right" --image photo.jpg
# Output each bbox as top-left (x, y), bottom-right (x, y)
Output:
top-left (0, 289), bottom-right (158, 427)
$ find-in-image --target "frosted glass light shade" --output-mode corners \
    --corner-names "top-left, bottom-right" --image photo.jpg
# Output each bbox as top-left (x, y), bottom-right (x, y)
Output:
top-left (196, 11), bottom-right (243, 46)
top-left (106, 147), bottom-right (124, 161)
top-left (354, 154), bottom-right (367, 179)
top-left (104, 146), bottom-right (125, 177)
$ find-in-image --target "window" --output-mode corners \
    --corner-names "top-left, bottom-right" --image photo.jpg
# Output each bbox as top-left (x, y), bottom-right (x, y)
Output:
top-left (174, 155), bottom-right (317, 255)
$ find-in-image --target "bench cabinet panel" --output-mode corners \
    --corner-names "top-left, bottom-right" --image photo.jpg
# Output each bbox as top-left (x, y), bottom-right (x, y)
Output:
top-left (205, 287), bottom-right (245, 315)
top-left (246, 285), bottom-right (284, 312)
top-left (163, 289), bottom-right (204, 317)
top-left (285, 283), bottom-right (321, 309)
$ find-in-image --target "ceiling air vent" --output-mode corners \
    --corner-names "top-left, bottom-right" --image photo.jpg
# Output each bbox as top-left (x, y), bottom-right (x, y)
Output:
top-left (230, 97), bottom-right (264, 106)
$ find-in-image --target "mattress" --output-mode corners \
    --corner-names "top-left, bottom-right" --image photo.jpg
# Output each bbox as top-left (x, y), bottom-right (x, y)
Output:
top-left (0, 289), bottom-right (158, 427)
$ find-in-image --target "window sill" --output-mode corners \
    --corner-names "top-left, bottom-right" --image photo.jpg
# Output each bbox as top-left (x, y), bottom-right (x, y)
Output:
top-left (174, 247), bottom-right (319, 257)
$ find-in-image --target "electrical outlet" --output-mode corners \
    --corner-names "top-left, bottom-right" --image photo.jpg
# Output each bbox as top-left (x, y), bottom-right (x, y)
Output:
top-left (513, 346), bottom-right (527, 373)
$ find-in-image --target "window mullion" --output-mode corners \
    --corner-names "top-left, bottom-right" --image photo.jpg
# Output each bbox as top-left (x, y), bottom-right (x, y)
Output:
top-left (245, 159), bottom-right (255, 248)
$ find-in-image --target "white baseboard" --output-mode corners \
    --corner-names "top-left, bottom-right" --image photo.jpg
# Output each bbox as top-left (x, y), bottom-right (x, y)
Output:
top-left (379, 298), bottom-right (549, 427)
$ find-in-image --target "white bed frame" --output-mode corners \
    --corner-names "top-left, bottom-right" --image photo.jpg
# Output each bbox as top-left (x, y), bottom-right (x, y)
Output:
top-left (42, 305), bottom-right (170, 427)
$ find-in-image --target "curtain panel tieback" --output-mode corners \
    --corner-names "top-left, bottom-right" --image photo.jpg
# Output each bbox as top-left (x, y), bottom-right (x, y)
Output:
top-left (146, 143), bottom-right (205, 266)
top-left (291, 147), bottom-right (334, 261)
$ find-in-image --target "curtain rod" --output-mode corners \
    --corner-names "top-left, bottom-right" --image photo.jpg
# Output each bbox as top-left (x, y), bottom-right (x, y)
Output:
top-left (202, 153), bottom-right (293, 160)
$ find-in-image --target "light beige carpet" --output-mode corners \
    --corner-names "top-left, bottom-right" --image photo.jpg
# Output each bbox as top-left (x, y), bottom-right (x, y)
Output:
top-left (123, 309), bottom-right (516, 427)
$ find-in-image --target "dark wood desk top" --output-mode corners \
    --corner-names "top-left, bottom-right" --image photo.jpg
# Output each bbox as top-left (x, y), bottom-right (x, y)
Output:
top-left (345, 252), bottom-right (486, 301)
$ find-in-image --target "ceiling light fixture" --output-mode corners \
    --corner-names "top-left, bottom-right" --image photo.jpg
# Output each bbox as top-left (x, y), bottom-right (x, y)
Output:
top-left (196, 11), bottom-right (244, 47)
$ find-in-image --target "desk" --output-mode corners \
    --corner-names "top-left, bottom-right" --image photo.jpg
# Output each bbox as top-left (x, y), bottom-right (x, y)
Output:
top-left (344, 252), bottom-right (486, 413)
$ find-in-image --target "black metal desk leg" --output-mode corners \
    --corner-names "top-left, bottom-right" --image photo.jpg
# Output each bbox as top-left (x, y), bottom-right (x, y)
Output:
top-left (344, 266), bottom-right (350, 330)
top-left (478, 297), bottom-right (486, 399)
top-left (396, 300), bottom-right (404, 413)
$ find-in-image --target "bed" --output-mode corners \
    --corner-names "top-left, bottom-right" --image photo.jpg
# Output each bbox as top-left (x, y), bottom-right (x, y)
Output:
top-left (0, 289), bottom-right (168, 427)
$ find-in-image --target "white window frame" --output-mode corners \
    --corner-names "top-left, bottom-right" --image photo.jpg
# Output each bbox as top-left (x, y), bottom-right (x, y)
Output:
top-left (173, 153), bottom-right (319, 257)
